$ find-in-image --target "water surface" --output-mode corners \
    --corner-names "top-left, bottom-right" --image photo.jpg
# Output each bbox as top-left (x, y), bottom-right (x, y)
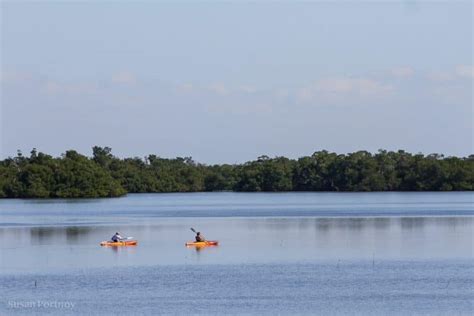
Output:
top-left (0, 192), bottom-right (472, 315)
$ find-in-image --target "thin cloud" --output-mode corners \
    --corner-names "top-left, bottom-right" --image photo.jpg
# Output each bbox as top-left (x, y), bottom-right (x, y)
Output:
top-left (208, 83), bottom-right (229, 96)
top-left (183, 83), bottom-right (258, 96)
top-left (42, 81), bottom-right (98, 96)
top-left (238, 85), bottom-right (257, 94)
top-left (178, 83), bottom-right (194, 92)
top-left (44, 81), bottom-right (62, 95)
top-left (297, 77), bottom-right (394, 102)
top-left (427, 71), bottom-right (455, 82)
top-left (427, 65), bottom-right (474, 82)
top-left (275, 89), bottom-right (290, 99)
top-left (111, 72), bottom-right (137, 85)
top-left (455, 65), bottom-right (474, 78)
top-left (0, 71), bottom-right (33, 84)
top-left (390, 66), bottom-right (415, 78)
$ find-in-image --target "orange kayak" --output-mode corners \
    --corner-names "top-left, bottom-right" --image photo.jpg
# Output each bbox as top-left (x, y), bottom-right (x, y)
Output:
top-left (185, 241), bottom-right (219, 247)
top-left (100, 240), bottom-right (138, 246)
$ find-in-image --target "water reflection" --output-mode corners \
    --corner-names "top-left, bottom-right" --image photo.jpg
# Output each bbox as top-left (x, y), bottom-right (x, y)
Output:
top-left (2, 192), bottom-right (473, 226)
top-left (30, 227), bottom-right (55, 239)
top-left (0, 216), bottom-right (472, 273)
top-left (106, 245), bottom-right (138, 254)
top-left (374, 217), bottom-right (391, 229)
top-left (29, 226), bottom-right (93, 244)
top-left (6, 217), bottom-right (471, 247)
top-left (66, 226), bottom-right (92, 242)
top-left (251, 217), bottom-right (397, 232)
top-left (400, 217), bottom-right (426, 230)
top-left (190, 245), bottom-right (217, 253)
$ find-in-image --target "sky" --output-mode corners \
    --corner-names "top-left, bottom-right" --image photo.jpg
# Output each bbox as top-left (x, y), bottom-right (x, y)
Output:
top-left (1, 1), bottom-right (473, 164)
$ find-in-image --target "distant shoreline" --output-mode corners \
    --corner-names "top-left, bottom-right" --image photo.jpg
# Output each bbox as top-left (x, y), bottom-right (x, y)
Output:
top-left (0, 147), bottom-right (472, 199)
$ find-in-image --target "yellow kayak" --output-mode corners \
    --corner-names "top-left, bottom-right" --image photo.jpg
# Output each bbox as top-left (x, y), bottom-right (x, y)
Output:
top-left (185, 241), bottom-right (218, 247)
top-left (100, 240), bottom-right (137, 246)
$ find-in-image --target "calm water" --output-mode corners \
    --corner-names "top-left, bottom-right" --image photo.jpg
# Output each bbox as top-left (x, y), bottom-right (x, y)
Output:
top-left (0, 192), bottom-right (473, 315)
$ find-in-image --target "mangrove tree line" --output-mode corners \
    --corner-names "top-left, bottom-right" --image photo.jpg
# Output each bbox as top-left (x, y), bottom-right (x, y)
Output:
top-left (0, 147), bottom-right (472, 198)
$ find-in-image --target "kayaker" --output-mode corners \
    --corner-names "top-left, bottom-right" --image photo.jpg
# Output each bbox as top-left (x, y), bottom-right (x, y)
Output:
top-left (195, 232), bottom-right (205, 242)
top-left (111, 232), bottom-right (123, 242)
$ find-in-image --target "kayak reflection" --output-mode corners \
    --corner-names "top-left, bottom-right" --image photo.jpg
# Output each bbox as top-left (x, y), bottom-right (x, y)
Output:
top-left (108, 245), bottom-right (138, 253)
top-left (186, 240), bottom-right (219, 253)
top-left (191, 244), bottom-right (219, 253)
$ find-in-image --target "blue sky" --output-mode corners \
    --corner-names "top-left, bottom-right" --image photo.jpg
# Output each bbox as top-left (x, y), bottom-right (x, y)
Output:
top-left (1, 1), bottom-right (472, 163)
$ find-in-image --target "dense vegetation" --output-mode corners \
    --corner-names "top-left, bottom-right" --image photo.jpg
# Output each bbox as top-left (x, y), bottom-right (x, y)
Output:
top-left (0, 147), bottom-right (472, 198)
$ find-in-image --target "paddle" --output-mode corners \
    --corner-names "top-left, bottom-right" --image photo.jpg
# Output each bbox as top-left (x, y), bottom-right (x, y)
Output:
top-left (190, 228), bottom-right (208, 243)
top-left (114, 236), bottom-right (134, 241)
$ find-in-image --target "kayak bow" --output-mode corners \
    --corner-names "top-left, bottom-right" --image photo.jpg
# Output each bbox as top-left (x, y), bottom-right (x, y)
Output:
top-left (100, 240), bottom-right (138, 247)
top-left (185, 241), bottom-right (219, 247)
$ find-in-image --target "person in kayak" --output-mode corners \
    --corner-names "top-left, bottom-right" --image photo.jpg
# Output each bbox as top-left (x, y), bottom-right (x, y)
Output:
top-left (195, 232), bottom-right (205, 242)
top-left (111, 232), bottom-right (123, 242)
